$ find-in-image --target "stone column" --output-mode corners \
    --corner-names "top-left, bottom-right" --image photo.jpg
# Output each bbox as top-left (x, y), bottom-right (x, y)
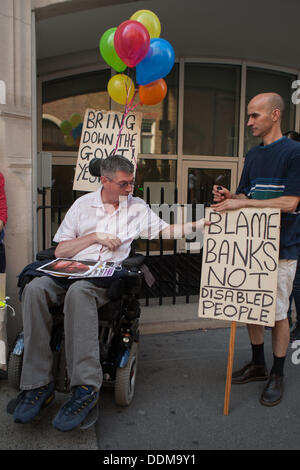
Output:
top-left (0, 0), bottom-right (33, 343)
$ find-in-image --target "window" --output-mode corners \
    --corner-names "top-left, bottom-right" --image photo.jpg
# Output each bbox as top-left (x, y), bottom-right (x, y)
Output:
top-left (113, 64), bottom-right (179, 155)
top-left (187, 168), bottom-right (231, 205)
top-left (134, 159), bottom-right (177, 253)
top-left (141, 119), bottom-right (155, 154)
top-left (134, 158), bottom-right (177, 203)
top-left (183, 64), bottom-right (241, 156)
top-left (42, 66), bottom-right (179, 155)
top-left (42, 70), bottom-right (111, 151)
top-left (40, 60), bottom-right (298, 254)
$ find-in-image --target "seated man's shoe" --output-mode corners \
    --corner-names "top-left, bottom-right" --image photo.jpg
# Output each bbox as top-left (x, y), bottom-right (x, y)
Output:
top-left (260, 374), bottom-right (283, 407)
top-left (52, 385), bottom-right (99, 432)
top-left (13, 382), bottom-right (55, 423)
top-left (232, 361), bottom-right (268, 384)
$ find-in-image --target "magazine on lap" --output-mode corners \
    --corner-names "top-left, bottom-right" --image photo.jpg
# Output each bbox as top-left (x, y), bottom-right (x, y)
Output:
top-left (36, 258), bottom-right (119, 278)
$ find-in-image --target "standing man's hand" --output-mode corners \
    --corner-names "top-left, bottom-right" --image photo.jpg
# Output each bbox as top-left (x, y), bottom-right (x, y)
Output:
top-left (212, 185), bottom-right (232, 202)
top-left (211, 198), bottom-right (246, 212)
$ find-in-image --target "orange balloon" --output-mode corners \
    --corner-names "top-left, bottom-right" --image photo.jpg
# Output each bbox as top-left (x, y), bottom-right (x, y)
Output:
top-left (139, 79), bottom-right (167, 105)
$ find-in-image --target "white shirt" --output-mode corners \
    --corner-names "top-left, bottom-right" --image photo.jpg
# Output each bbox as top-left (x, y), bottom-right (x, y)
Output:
top-left (53, 187), bottom-right (169, 264)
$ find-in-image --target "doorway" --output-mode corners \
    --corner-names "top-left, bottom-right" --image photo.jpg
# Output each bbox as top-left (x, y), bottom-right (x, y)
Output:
top-left (181, 160), bottom-right (237, 251)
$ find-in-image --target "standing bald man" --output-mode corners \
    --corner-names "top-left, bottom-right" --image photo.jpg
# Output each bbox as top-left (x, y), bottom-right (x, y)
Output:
top-left (212, 93), bottom-right (300, 407)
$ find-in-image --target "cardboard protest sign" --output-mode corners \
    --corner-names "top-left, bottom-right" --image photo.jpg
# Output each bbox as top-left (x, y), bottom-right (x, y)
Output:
top-left (73, 109), bottom-right (142, 192)
top-left (198, 208), bottom-right (280, 327)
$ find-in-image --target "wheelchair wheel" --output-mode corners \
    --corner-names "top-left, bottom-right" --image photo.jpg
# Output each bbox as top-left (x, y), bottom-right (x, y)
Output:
top-left (7, 353), bottom-right (23, 390)
top-left (114, 341), bottom-right (138, 406)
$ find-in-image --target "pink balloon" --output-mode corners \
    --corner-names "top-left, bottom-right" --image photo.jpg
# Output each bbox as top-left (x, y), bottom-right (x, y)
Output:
top-left (114, 20), bottom-right (150, 68)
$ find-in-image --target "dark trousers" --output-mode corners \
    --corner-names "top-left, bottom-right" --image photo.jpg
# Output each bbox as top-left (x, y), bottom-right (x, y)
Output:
top-left (0, 244), bottom-right (5, 273)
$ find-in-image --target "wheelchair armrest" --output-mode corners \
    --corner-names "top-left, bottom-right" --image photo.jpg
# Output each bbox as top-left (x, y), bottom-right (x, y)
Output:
top-left (122, 254), bottom-right (145, 270)
top-left (36, 246), bottom-right (56, 261)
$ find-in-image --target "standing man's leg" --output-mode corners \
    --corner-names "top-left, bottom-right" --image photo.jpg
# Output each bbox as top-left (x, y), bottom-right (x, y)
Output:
top-left (260, 259), bottom-right (297, 406)
top-left (247, 323), bottom-right (265, 365)
top-left (272, 319), bottom-right (290, 359)
top-left (232, 323), bottom-right (268, 384)
top-left (290, 257), bottom-right (300, 341)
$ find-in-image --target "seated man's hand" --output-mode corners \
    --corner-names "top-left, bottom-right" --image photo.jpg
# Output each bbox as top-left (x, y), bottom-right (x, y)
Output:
top-left (194, 219), bottom-right (211, 232)
top-left (96, 232), bottom-right (122, 251)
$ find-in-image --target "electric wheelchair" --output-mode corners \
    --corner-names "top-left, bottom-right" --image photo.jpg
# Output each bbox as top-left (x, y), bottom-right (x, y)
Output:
top-left (7, 245), bottom-right (145, 409)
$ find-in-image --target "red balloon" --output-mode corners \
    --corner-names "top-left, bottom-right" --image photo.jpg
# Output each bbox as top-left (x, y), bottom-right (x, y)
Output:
top-left (114, 20), bottom-right (150, 68)
top-left (139, 79), bottom-right (167, 105)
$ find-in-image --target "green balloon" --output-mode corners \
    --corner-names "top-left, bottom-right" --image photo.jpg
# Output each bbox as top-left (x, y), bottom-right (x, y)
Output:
top-left (60, 120), bottom-right (72, 135)
top-left (99, 27), bottom-right (127, 72)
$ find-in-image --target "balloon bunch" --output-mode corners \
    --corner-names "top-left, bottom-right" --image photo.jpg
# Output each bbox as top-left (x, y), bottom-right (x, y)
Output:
top-left (99, 10), bottom-right (175, 108)
top-left (60, 113), bottom-right (83, 147)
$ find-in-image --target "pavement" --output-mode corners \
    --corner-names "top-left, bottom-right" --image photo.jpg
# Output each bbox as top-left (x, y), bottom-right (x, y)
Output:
top-left (1, 302), bottom-right (300, 451)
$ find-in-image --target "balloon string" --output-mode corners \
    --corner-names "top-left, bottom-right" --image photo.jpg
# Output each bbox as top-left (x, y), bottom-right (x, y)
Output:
top-left (112, 78), bottom-right (140, 155)
top-left (112, 112), bottom-right (126, 155)
top-left (124, 74), bottom-right (131, 114)
top-left (112, 83), bottom-right (134, 155)
top-left (127, 90), bottom-right (138, 110)
top-left (128, 99), bottom-right (141, 112)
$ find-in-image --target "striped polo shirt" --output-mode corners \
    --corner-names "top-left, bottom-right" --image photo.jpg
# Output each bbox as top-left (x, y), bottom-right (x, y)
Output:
top-left (236, 137), bottom-right (300, 259)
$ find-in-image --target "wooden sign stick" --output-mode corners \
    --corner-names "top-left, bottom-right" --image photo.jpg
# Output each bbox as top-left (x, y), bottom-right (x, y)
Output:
top-left (224, 321), bottom-right (237, 415)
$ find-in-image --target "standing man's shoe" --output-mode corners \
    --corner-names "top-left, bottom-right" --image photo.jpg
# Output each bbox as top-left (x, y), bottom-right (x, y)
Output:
top-left (232, 361), bottom-right (268, 384)
top-left (260, 374), bottom-right (283, 406)
top-left (13, 382), bottom-right (55, 423)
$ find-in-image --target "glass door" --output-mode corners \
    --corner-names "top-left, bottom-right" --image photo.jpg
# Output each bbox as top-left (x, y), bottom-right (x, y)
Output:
top-left (181, 160), bottom-right (237, 251)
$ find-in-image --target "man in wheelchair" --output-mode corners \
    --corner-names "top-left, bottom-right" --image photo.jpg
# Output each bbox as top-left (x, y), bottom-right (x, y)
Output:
top-left (10, 155), bottom-right (207, 432)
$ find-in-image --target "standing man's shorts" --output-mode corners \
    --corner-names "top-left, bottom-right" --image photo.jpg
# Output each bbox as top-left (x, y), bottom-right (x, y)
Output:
top-left (276, 259), bottom-right (298, 322)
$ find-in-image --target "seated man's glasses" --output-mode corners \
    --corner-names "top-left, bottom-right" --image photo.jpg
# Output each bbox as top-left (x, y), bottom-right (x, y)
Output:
top-left (106, 176), bottom-right (136, 189)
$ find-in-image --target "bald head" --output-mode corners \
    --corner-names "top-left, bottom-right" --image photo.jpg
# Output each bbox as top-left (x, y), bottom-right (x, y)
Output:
top-left (247, 93), bottom-right (285, 143)
top-left (249, 93), bottom-right (285, 118)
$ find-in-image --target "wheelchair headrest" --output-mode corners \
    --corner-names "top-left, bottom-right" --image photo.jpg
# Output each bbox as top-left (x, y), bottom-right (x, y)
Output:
top-left (89, 158), bottom-right (102, 177)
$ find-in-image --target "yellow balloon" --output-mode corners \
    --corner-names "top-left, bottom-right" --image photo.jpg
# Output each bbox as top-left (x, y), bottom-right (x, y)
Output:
top-left (107, 74), bottom-right (135, 105)
top-left (130, 9), bottom-right (161, 38)
top-left (70, 113), bottom-right (82, 128)
top-left (64, 135), bottom-right (75, 147)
